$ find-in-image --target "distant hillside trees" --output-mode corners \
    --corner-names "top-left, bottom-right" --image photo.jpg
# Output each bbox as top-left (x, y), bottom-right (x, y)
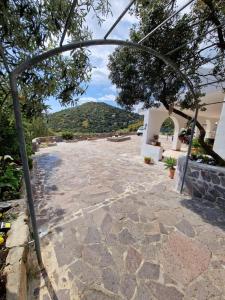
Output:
top-left (48, 102), bottom-right (143, 133)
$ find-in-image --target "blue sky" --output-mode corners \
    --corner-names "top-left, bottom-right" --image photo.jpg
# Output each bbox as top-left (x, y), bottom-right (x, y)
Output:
top-left (46, 0), bottom-right (214, 113)
top-left (47, 0), bottom-right (138, 113)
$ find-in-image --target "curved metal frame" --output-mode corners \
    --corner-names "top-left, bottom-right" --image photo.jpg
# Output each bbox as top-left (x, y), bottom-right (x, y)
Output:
top-left (9, 39), bottom-right (198, 266)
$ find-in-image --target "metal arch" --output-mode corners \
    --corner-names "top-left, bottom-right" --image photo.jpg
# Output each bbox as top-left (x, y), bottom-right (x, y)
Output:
top-left (9, 38), bottom-right (199, 265)
top-left (138, 0), bottom-right (196, 44)
top-left (104, 0), bottom-right (135, 39)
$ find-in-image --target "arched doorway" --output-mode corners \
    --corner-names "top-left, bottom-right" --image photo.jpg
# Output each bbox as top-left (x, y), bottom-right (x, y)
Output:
top-left (159, 116), bottom-right (188, 154)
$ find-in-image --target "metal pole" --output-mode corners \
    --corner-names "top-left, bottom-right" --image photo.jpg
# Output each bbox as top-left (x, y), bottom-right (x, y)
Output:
top-left (180, 105), bottom-right (199, 194)
top-left (198, 79), bottom-right (225, 88)
top-left (104, 0), bottom-right (135, 39)
top-left (166, 22), bottom-right (225, 56)
top-left (138, 0), bottom-right (196, 44)
top-left (201, 100), bottom-right (225, 107)
top-left (180, 53), bottom-right (224, 72)
top-left (9, 73), bottom-right (43, 267)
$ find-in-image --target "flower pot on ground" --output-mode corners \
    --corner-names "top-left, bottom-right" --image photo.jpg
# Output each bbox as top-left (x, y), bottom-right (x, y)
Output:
top-left (169, 168), bottom-right (175, 179)
top-left (164, 157), bottom-right (177, 179)
top-left (144, 157), bottom-right (152, 164)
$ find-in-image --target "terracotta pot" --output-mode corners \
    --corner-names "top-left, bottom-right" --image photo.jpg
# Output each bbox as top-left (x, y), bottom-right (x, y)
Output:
top-left (144, 159), bottom-right (151, 164)
top-left (169, 168), bottom-right (175, 179)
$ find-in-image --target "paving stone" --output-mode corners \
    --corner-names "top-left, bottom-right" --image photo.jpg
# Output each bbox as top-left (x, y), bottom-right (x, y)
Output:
top-left (101, 214), bottom-right (113, 235)
top-left (84, 226), bottom-right (101, 244)
top-left (142, 234), bottom-right (161, 244)
top-left (127, 213), bottom-right (139, 222)
top-left (184, 278), bottom-right (222, 300)
top-left (141, 243), bottom-right (162, 261)
top-left (159, 223), bottom-right (168, 234)
top-left (118, 228), bottom-right (136, 245)
top-left (120, 274), bottom-right (136, 299)
top-left (102, 268), bottom-right (119, 294)
top-left (138, 262), bottom-right (160, 280)
top-left (175, 219), bottom-right (195, 237)
top-left (147, 281), bottom-right (183, 300)
top-left (100, 248), bottom-right (115, 268)
top-left (163, 274), bottom-right (178, 285)
top-left (105, 233), bottom-right (118, 245)
top-left (57, 289), bottom-right (70, 300)
top-left (134, 284), bottom-right (155, 300)
top-left (160, 231), bottom-right (211, 285)
top-left (82, 245), bottom-right (100, 266)
top-left (125, 247), bottom-right (142, 273)
top-left (81, 289), bottom-right (118, 300)
top-left (54, 241), bottom-right (82, 267)
top-left (207, 269), bottom-right (225, 295)
top-left (157, 210), bottom-right (182, 226)
top-left (69, 260), bottom-right (100, 285)
top-left (32, 137), bottom-right (225, 300)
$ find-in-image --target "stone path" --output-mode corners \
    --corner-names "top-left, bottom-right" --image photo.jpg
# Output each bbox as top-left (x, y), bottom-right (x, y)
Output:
top-left (30, 136), bottom-right (225, 300)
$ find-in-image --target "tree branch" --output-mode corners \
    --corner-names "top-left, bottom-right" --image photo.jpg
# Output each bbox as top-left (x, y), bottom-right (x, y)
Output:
top-left (0, 42), bottom-right (11, 73)
top-left (202, 0), bottom-right (225, 50)
top-left (161, 100), bottom-right (225, 166)
top-left (60, 0), bottom-right (78, 46)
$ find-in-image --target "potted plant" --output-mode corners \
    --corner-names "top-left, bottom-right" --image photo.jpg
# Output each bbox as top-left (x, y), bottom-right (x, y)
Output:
top-left (191, 138), bottom-right (201, 154)
top-left (144, 157), bottom-right (152, 164)
top-left (164, 157), bottom-right (177, 179)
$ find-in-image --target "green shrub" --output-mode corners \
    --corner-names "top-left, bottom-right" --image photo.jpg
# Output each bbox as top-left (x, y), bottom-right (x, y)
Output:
top-left (128, 120), bottom-right (144, 132)
top-left (164, 157), bottom-right (177, 170)
top-left (0, 155), bottom-right (22, 201)
top-left (62, 131), bottom-right (74, 140)
top-left (192, 138), bottom-right (201, 148)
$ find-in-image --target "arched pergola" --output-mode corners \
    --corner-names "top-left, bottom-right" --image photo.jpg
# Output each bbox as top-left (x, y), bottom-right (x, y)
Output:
top-left (9, 39), bottom-right (199, 266)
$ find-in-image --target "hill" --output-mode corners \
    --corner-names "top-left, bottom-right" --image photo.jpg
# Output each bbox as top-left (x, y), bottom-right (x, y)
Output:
top-left (48, 102), bottom-right (143, 133)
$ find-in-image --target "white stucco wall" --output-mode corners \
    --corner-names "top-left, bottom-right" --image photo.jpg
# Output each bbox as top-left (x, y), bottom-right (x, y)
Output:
top-left (141, 108), bottom-right (186, 162)
top-left (213, 99), bottom-right (225, 159)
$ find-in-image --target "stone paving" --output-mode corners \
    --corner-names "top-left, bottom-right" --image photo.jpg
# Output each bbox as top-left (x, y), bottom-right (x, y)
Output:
top-left (30, 136), bottom-right (225, 300)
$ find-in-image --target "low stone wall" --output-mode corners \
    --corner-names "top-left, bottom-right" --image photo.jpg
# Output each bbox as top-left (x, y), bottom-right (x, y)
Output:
top-left (107, 136), bottom-right (131, 142)
top-left (32, 136), bottom-right (63, 152)
top-left (32, 133), bottom-right (137, 152)
top-left (176, 156), bottom-right (225, 207)
top-left (4, 207), bottom-right (29, 300)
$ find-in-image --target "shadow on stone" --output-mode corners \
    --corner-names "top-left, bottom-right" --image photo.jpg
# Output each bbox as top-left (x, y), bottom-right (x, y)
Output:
top-left (34, 153), bottom-right (62, 184)
top-left (181, 197), bottom-right (225, 231)
top-left (40, 267), bottom-right (59, 300)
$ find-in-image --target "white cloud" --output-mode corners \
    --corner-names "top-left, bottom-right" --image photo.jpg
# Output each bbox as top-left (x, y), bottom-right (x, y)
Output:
top-left (108, 85), bottom-right (117, 93)
top-left (79, 96), bottom-right (97, 103)
top-left (84, 0), bottom-right (137, 89)
top-left (98, 94), bottom-right (115, 101)
top-left (91, 66), bottom-right (110, 85)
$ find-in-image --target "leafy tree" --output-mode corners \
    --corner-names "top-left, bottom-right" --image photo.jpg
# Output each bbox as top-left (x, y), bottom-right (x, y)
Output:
top-left (82, 119), bottom-right (89, 129)
top-left (0, 0), bottom-right (110, 108)
top-left (160, 118), bottom-right (174, 135)
top-left (108, 0), bottom-right (225, 165)
top-left (0, 0), bottom-right (110, 159)
top-left (48, 102), bottom-right (142, 133)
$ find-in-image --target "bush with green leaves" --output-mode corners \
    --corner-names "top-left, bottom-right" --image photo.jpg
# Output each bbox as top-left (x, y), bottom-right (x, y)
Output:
top-left (62, 131), bottom-right (74, 140)
top-left (0, 155), bottom-right (22, 201)
top-left (192, 138), bottom-right (201, 148)
top-left (164, 157), bottom-right (177, 170)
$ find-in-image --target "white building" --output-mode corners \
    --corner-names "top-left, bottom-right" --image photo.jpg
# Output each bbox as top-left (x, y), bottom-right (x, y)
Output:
top-left (141, 86), bottom-right (225, 162)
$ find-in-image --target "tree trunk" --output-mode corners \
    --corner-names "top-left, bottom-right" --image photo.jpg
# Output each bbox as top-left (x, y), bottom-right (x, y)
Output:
top-left (161, 101), bottom-right (225, 166)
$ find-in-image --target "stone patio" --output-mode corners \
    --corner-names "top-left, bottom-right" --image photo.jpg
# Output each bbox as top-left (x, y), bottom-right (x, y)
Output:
top-left (30, 136), bottom-right (225, 300)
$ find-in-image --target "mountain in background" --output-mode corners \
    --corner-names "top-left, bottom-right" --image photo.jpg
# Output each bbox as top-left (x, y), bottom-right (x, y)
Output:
top-left (48, 102), bottom-right (143, 133)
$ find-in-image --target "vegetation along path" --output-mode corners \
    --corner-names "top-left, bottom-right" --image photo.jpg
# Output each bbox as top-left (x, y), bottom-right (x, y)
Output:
top-left (30, 136), bottom-right (225, 300)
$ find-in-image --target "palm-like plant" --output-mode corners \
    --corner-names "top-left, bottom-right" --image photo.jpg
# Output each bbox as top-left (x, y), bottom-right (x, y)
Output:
top-left (164, 157), bottom-right (177, 170)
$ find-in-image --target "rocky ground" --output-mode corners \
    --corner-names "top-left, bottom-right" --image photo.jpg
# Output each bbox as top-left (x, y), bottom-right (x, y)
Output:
top-left (29, 136), bottom-right (225, 300)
